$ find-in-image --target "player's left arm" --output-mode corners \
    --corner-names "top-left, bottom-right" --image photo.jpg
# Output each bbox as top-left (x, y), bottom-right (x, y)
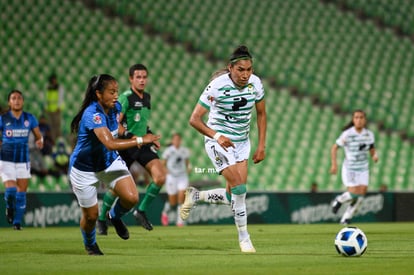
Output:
top-left (32, 126), bottom-right (44, 150)
top-left (369, 146), bottom-right (379, 163)
top-left (252, 99), bottom-right (266, 164)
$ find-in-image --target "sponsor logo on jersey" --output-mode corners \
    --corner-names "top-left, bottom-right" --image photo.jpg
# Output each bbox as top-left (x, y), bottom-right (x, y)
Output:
top-left (5, 129), bottom-right (29, 137)
top-left (93, 113), bottom-right (102, 124)
top-left (134, 102), bottom-right (143, 108)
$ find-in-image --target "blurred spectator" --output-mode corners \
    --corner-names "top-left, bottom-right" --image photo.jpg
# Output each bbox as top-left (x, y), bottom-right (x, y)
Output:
top-left (38, 115), bottom-right (54, 156)
top-left (310, 182), bottom-right (318, 193)
top-left (379, 184), bottom-right (388, 193)
top-left (29, 132), bottom-right (48, 177)
top-left (51, 137), bottom-right (71, 176)
top-left (44, 73), bottom-right (64, 140)
top-left (130, 161), bottom-right (151, 187)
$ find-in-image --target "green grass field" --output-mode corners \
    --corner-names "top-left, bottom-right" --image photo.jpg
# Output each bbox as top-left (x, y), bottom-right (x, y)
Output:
top-left (0, 223), bottom-right (413, 275)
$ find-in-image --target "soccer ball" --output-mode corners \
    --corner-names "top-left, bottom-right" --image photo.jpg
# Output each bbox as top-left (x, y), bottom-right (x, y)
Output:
top-left (334, 226), bottom-right (368, 257)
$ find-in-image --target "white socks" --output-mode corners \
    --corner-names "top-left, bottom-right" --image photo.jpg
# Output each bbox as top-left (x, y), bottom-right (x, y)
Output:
top-left (232, 193), bottom-right (249, 241)
top-left (336, 191), bottom-right (353, 203)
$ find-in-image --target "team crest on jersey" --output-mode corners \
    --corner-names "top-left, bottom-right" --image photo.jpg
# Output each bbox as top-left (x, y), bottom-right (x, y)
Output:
top-left (24, 120), bottom-right (30, 127)
top-left (134, 113), bottom-right (141, 122)
top-left (93, 113), bottom-right (102, 124)
top-left (5, 129), bottom-right (12, 137)
top-left (247, 84), bottom-right (254, 93)
top-left (215, 157), bottom-right (223, 167)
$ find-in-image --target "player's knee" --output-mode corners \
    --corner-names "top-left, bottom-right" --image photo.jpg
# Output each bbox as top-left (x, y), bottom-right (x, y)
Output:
top-left (153, 174), bottom-right (166, 186)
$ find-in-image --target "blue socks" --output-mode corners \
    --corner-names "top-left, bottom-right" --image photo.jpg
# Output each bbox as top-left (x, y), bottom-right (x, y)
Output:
top-left (14, 192), bottom-right (26, 225)
top-left (109, 199), bottom-right (130, 220)
top-left (81, 228), bottom-right (96, 246)
top-left (4, 187), bottom-right (17, 210)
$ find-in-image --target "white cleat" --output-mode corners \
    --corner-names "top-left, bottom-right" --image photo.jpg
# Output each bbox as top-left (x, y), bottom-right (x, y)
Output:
top-left (239, 238), bottom-right (256, 253)
top-left (180, 187), bottom-right (198, 220)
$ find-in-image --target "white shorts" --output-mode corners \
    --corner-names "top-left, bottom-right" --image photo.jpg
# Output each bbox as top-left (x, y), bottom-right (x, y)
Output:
top-left (341, 165), bottom-right (369, 187)
top-left (205, 139), bottom-right (250, 173)
top-left (0, 161), bottom-right (31, 181)
top-left (165, 173), bottom-right (189, 195)
top-left (70, 156), bottom-right (131, 208)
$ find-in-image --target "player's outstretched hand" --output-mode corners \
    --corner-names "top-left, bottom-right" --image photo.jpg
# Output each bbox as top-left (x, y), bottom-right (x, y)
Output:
top-left (142, 134), bottom-right (160, 145)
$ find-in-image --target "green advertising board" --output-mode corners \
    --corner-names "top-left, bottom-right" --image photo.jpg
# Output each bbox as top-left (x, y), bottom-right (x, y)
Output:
top-left (0, 192), bottom-right (394, 227)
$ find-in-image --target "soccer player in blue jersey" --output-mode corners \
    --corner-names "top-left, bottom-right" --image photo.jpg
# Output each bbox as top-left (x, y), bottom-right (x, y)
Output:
top-left (0, 89), bottom-right (44, 230)
top-left (69, 74), bottom-right (159, 255)
top-left (182, 45), bottom-right (267, 253)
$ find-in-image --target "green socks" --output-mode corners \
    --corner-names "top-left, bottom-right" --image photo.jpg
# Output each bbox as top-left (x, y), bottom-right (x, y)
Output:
top-left (98, 191), bottom-right (116, 221)
top-left (138, 182), bottom-right (161, 212)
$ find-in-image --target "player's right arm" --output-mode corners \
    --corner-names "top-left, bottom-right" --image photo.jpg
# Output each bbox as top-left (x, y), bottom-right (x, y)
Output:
top-left (330, 144), bottom-right (339, 174)
top-left (189, 103), bottom-right (234, 151)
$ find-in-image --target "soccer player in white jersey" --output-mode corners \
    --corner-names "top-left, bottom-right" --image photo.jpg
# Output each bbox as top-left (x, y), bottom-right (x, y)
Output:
top-left (181, 45), bottom-right (267, 253)
top-left (330, 110), bottom-right (379, 225)
top-left (161, 133), bottom-right (190, 226)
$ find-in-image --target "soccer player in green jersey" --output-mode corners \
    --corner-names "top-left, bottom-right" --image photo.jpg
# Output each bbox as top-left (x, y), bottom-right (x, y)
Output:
top-left (181, 45), bottom-right (267, 253)
top-left (97, 64), bottom-right (166, 233)
top-left (330, 110), bottom-right (379, 224)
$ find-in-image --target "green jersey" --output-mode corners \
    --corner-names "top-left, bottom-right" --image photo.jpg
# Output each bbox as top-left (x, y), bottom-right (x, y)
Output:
top-left (118, 88), bottom-right (151, 136)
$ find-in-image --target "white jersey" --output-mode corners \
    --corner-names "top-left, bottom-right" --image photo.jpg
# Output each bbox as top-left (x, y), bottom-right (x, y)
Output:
top-left (198, 73), bottom-right (265, 142)
top-left (162, 145), bottom-right (190, 176)
top-left (336, 127), bottom-right (375, 172)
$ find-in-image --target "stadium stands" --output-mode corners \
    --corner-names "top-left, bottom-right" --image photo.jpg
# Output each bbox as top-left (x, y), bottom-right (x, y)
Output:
top-left (1, 0), bottom-right (413, 191)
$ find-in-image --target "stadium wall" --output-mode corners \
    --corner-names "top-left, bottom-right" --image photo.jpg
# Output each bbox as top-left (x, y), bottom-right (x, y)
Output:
top-left (0, 192), bottom-right (411, 228)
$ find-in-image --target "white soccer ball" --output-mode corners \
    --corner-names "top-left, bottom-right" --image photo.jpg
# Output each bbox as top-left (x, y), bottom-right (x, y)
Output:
top-left (334, 226), bottom-right (368, 257)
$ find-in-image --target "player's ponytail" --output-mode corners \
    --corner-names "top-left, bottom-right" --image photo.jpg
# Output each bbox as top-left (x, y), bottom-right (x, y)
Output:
top-left (71, 74), bottom-right (116, 133)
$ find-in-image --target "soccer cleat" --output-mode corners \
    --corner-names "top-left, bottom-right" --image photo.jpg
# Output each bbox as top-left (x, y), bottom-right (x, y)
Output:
top-left (340, 219), bottom-right (351, 225)
top-left (239, 238), bottom-right (256, 253)
top-left (108, 213), bottom-right (129, 240)
top-left (13, 224), bottom-right (21, 230)
top-left (176, 221), bottom-right (185, 227)
top-left (85, 243), bottom-right (104, 255)
top-left (6, 208), bottom-right (14, 224)
top-left (331, 200), bottom-right (342, 214)
top-left (180, 187), bottom-right (199, 220)
top-left (97, 220), bottom-right (108, 235)
top-left (161, 212), bottom-right (169, 226)
top-left (133, 210), bottom-right (153, 231)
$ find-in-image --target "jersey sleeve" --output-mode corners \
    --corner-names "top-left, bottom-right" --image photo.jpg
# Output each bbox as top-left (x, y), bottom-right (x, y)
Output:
top-left (28, 113), bottom-right (39, 129)
top-left (368, 130), bottom-right (375, 146)
top-left (161, 147), bottom-right (170, 159)
top-left (83, 109), bottom-right (108, 131)
top-left (335, 131), bottom-right (347, 147)
top-left (254, 77), bottom-right (265, 102)
top-left (198, 81), bottom-right (217, 110)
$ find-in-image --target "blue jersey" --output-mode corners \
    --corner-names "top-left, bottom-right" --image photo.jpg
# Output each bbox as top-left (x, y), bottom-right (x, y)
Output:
top-left (0, 111), bottom-right (39, 163)
top-left (69, 101), bottom-right (121, 172)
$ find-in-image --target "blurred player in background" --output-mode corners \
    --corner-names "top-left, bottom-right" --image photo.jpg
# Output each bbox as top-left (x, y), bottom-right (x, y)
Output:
top-left (0, 90), bottom-right (44, 230)
top-left (161, 133), bottom-right (190, 226)
top-left (330, 110), bottom-right (379, 225)
top-left (182, 45), bottom-right (267, 253)
top-left (97, 64), bottom-right (166, 233)
top-left (69, 74), bottom-right (159, 255)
